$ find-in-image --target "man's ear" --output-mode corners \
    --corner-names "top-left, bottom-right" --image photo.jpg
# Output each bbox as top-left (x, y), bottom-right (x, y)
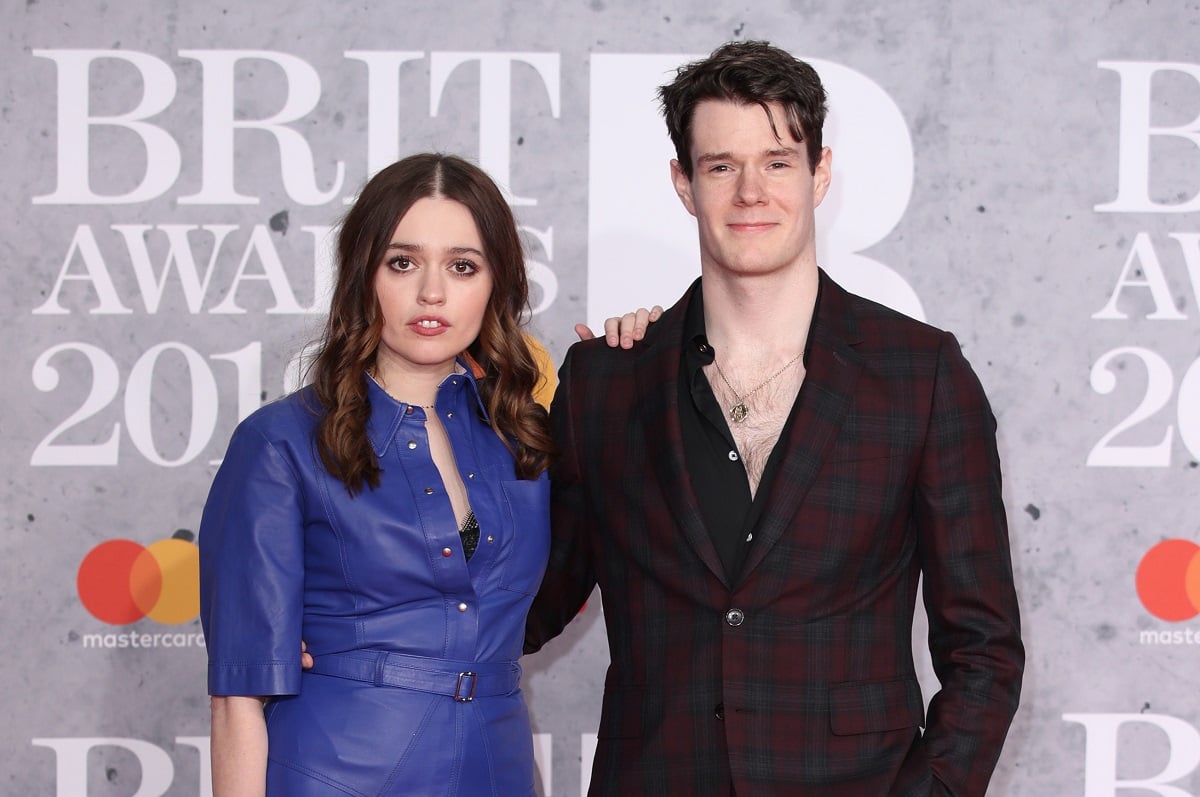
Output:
top-left (812, 147), bottom-right (833, 208)
top-left (670, 159), bottom-right (697, 217)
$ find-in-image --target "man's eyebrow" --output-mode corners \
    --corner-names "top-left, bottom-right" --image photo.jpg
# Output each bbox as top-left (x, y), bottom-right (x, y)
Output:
top-left (695, 147), bottom-right (802, 164)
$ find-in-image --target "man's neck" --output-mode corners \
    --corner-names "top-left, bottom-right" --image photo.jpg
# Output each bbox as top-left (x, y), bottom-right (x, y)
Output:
top-left (701, 264), bottom-right (819, 363)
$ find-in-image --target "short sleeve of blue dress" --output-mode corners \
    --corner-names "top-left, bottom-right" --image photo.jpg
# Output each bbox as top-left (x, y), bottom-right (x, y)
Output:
top-left (200, 411), bottom-right (306, 696)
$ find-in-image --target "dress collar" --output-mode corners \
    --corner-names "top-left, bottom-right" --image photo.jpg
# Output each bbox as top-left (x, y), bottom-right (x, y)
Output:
top-left (364, 357), bottom-right (490, 457)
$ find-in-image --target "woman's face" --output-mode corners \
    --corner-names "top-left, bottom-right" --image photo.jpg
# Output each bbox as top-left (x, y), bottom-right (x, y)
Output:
top-left (372, 196), bottom-right (494, 382)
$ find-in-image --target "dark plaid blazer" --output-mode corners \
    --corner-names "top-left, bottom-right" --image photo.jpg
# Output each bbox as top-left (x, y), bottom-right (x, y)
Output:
top-left (526, 272), bottom-right (1024, 796)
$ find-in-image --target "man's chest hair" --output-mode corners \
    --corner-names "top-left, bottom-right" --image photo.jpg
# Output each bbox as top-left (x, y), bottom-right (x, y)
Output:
top-left (728, 371), bottom-right (806, 496)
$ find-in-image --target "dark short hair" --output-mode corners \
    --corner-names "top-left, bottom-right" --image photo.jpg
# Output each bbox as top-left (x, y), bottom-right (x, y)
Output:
top-left (658, 40), bottom-right (828, 177)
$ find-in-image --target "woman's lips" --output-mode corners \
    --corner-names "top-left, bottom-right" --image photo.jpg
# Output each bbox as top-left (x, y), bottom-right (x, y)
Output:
top-left (409, 317), bottom-right (450, 336)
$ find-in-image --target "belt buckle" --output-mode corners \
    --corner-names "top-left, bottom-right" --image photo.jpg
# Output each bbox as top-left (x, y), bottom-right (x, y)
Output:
top-left (454, 671), bottom-right (477, 702)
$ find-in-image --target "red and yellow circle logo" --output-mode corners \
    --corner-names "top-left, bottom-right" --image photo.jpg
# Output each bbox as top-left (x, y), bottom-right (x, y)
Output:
top-left (1136, 539), bottom-right (1200, 622)
top-left (77, 532), bottom-right (199, 625)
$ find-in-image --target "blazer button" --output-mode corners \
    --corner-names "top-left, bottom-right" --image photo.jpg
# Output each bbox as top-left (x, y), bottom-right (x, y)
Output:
top-left (725, 608), bottom-right (745, 627)
top-left (714, 703), bottom-right (725, 720)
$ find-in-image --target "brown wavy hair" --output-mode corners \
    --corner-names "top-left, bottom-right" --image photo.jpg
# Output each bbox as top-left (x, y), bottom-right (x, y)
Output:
top-left (308, 153), bottom-right (554, 494)
top-left (658, 40), bottom-right (828, 177)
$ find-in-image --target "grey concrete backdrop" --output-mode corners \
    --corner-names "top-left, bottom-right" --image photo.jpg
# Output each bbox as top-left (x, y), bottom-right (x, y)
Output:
top-left (4, 0), bottom-right (1200, 793)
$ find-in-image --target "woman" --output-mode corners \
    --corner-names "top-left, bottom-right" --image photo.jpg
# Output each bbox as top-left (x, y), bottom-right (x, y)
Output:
top-left (200, 153), bottom-right (634, 796)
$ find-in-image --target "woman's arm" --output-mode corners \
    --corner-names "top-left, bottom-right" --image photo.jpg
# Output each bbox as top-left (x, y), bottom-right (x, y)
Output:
top-left (575, 305), bottom-right (663, 348)
top-left (200, 421), bottom-right (306, 792)
top-left (210, 695), bottom-right (268, 797)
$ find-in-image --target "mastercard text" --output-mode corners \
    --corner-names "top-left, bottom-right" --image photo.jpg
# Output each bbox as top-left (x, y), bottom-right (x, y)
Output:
top-left (82, 630), bottom-right (206, 649)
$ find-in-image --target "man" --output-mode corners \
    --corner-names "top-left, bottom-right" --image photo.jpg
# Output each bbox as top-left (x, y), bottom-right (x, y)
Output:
top-left (525, 40), bottom-right (1024, 796)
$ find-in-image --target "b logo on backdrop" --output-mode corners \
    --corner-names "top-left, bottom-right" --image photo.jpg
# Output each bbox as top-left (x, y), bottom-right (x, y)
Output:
top-left (585, 53), bottom-right (922, 330)
top-left (1066, 60), bottom-right (1200, 797)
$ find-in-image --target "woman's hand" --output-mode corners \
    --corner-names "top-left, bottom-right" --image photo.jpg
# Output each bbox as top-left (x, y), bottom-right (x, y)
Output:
top-left (575, 305), bottom-right (664, 349)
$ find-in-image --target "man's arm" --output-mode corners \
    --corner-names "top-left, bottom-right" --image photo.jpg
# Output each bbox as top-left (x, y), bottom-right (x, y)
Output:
top-left (525, 347), bottom-right (599, 653)
top-left (916, 332), bottom-right (1024, 795)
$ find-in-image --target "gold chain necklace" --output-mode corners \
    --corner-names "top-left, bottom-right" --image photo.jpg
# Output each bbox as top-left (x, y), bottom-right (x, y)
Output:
top-left (711, 353), bottom-right (803, 423)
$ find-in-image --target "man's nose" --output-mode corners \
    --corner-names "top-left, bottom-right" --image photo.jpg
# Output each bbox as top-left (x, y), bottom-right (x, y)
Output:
top-left (735, 169), bottom-right (766, 205)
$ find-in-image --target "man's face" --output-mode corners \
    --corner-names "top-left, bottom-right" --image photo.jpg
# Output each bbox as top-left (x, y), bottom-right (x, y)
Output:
top-left (671, 99), bottom-right (831, 281)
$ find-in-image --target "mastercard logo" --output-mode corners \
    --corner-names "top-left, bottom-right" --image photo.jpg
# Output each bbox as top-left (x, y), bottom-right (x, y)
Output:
top-left (77, 531), bottom-right (199, 625)
top-left (1135, 539), bottom-right (1200, 622)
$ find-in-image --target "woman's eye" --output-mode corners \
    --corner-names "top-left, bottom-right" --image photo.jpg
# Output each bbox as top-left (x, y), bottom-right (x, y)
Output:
top-left (387, 255), bottom-right (414, 271)
top-left (451, 260), bottom-right (478, 275)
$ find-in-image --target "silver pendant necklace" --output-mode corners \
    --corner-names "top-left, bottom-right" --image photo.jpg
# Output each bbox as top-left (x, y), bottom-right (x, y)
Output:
top-left (711, 353), bottom-right (803, 423)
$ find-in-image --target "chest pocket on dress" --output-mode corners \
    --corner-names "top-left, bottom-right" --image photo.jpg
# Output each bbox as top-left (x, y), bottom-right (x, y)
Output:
top-left (496, 476), bottom-right (551, 596)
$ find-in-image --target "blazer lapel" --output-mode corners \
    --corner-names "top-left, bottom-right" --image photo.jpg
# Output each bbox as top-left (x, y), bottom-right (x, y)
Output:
top-left (738, 272), bottom-right (865, 581)
top-left (634, 281), bottom-right (729, 586)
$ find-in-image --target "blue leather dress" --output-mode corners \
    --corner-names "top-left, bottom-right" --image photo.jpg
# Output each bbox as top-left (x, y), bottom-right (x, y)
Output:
top-left (199, 367), bottom-right (549, 796)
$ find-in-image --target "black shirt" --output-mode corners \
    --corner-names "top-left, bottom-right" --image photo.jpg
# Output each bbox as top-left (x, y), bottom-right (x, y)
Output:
top-left (677, 281), bottom-right (823, 581)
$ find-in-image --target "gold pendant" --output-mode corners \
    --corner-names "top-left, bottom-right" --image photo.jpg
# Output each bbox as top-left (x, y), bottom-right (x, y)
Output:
top-left (730, 403), bottom-right (749, 423)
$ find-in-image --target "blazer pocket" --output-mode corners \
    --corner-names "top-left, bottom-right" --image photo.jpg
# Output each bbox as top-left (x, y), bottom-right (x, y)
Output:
top-left (828, 676), bottom-right (925, 736)
top-left (496, 476), bottom-right (551, 596)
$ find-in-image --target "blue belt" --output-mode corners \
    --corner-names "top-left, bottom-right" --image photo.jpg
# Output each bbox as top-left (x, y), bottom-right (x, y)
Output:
top-left (307, 650), bottom-right (521, 702)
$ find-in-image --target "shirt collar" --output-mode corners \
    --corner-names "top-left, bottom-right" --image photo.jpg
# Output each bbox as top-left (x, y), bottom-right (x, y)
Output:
top-left (683, 276), bottom-right (824, 370)
top-left (364, 357), bottom-right (490, 457)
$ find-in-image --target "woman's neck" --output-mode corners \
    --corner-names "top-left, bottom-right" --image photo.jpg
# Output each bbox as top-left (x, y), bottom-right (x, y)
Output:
top-left (371, 356), bottom-right (459, 406)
